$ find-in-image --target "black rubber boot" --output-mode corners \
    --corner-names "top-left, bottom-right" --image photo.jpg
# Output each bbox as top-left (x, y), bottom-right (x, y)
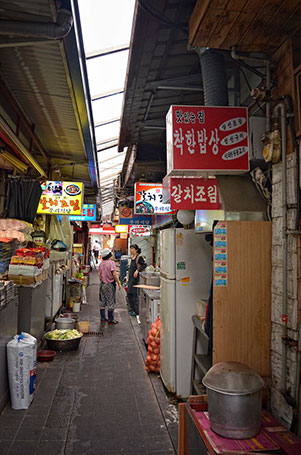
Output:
top-left (108, 310), bottom-right (118, 325)
top-left (100, 309), bottom-right (108, 322)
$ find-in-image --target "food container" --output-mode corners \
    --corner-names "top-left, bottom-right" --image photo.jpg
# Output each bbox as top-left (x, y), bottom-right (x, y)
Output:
top-left (77, 321), bottom-right (90, 333)
top-left (72, 301), bottom-right (81, 312)
top-left (37, 350), bottom-right (56, 362)
top-left (202, 361), bottom-right (265, 439)
top-left (62, 311), bottom-right (79, 321)
top-left (55, 317), bottom-right (75, 330)
top-left (44, 332), bottom-right (83, 352)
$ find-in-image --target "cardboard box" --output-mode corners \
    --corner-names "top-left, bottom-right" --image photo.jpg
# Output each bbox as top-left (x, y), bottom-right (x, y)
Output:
top-left (8, 274), bottom-right (42, 287)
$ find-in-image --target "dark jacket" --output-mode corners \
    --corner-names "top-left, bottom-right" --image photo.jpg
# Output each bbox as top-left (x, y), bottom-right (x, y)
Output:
top-left (127, 255), bottom-right (147, 295)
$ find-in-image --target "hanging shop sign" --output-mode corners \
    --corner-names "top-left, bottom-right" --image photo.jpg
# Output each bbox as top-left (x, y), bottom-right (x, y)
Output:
top-left (130, 225), bottom-right (151, 237)
top-left (119, 206), bottom-right (153, 226)
top-left (37, 181), bottom-right (84, 215)
top-left (166, 105), bottom-right (249, 175)
top-left (135, 183), bottom-right (173, 215)
top-left (115, 225), bottom-right (128, 234)
top-left (170, 177), bottom-right (221, 210)
top-left (69, 204), bottom-right (96, 222)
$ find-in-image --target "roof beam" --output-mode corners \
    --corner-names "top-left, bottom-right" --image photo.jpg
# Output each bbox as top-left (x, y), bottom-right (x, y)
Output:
top-left (86, 43), bottom-right (129, 60)
top-left (97, 136), bottom-right (119, 147)
top-left (98, 151), bottom-right (126, 165)
top-left (91, 88), bottom-right (124, 102)
top-left (147, 74), bottom-right (201, 89)
top-left (95, 118), bottom-right (120, 128)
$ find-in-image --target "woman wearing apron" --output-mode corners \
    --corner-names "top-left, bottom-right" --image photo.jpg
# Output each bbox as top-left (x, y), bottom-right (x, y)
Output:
top-left (99, 248), bottom-right (121, 324)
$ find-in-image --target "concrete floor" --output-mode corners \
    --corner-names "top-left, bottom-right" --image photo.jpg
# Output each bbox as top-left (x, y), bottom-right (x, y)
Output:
top-left (0, 272), bottom-right (176, 455)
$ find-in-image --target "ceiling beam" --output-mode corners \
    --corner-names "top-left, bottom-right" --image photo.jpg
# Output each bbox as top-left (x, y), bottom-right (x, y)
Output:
top-left (95, 118), bottom-right (120, 128)
top-left (86, 43), bottom-right (129, 60)
top-left (91, 88), bottom-right (124, 102)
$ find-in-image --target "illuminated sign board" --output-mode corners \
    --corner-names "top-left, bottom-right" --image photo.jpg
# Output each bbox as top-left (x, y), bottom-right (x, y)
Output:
top-left (135, 183), bottom-right (173, 215)
top-left (37, 181), bottom-right (84, 215)
top-left (69, 204), bottom-right (96, 221)
top-left (115, 225), bottom-right (128, 233)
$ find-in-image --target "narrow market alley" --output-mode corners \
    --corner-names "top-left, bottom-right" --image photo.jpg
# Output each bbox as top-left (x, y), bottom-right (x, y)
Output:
top-left (0, 271), bottom-right (176, 455)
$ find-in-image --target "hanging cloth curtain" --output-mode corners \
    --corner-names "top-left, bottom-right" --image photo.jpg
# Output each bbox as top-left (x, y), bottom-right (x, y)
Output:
top-left (5, 178), bottom-right (42, 224)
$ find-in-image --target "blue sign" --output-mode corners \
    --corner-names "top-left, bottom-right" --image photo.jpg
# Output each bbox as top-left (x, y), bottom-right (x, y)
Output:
top-left (154, 214), bottom-right (173, 226)
top-left (69, 204), bottom-right (96, 222)
top-left (119, 216), bottom-right (153, 226)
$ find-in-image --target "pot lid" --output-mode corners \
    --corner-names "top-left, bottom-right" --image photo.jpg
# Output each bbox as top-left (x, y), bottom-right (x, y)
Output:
top-left (55, 318), bottom-right (75, 323)
top-left (202, 361), bottom-right (265, 395)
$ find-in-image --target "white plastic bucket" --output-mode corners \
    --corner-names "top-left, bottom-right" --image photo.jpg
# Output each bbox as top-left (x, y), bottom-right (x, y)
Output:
top-left (73, 301), bottom-right (81, 312)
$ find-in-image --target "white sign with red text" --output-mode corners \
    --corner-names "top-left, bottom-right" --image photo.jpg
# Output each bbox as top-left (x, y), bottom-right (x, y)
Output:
top-left (130, 225), bottom-right (151, 237)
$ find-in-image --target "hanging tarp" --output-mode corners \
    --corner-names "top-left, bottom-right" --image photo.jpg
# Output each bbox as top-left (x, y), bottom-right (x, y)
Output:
top-left (5, 178), bottom-right (42, 224)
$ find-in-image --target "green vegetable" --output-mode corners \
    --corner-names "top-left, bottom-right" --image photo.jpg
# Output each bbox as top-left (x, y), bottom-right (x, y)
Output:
top-left (45, 329), bottom-right (82, 340)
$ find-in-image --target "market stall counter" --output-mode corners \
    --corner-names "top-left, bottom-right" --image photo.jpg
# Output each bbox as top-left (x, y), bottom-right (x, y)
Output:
top-left (17, 279), bottom-right (48, 341)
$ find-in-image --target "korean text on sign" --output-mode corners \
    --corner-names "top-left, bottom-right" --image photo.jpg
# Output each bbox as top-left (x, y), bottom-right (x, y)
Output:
top-left (170, 178), bottom-right (220, 210)
top-left (166, 105), bottom-right (249, 174)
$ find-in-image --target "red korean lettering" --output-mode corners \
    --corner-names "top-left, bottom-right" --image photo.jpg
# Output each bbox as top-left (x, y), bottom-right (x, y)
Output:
top-left (60, 200), bottom-right (69, 208)
top-left (40, 197), bottom-right (49, 211)
top-left (87, 208), bottom-right (94, 217)
top-left (70, 199), bottom-right (80, 211)
top-left (48, 198), bottom-right (58, 207)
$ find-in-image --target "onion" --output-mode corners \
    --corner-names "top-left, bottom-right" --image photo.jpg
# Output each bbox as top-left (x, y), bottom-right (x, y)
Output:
top-left (153, 347), bottom-right (159, 355)
top-left (151, 328), bottom-right (157, 337)
top-left (151, 354), bottom-right (158, 362)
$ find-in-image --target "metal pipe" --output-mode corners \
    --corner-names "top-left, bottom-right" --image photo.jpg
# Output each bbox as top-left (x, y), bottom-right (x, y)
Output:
top-left (0, 116), bottom-right (46, 177)
top-left (266, 61), bottom-right (271, 132)
top-left (274, 102), bottom-right (288, 392)
top-left (156, 85), bottom-right (202, 92)
top-left (295, 323), bottom-right (301, 410)
top-left (0, 9), bottom-right (73, 40)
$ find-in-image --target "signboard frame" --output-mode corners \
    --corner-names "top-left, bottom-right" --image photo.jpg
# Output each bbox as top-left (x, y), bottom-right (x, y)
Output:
top-left (166, 105), bottom-right (249, 176)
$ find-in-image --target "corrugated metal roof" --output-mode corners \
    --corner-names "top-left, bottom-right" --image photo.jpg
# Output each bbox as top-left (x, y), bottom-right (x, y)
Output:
top-left (119, 0), bottom-right (201, 158)
top-left (0, 43), bottom-right (84, 156)
top-left (0, 0), bottom-right (56, 21)
top-left (0, 0), bottom-right (96, 189)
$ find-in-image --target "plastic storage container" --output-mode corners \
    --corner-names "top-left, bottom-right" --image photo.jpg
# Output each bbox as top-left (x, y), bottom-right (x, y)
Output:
top-left (78, 321), bottom-right (90, 333)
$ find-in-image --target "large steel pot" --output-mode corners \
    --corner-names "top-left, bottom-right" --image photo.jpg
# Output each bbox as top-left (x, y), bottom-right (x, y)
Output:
top-left (202, 361), bottom-right (265, 439)
top-left (55, 317), bottom-right (75, 330)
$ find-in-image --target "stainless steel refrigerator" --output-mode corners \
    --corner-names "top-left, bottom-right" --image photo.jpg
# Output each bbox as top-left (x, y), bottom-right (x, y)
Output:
top-left (160, 228), bottom-right (212, 398)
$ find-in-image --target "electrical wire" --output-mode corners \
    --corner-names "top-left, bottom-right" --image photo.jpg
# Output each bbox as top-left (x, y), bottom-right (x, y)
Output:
top-left (237, 64), bottom-right (265, 114)
top-left (137, 0), bottom-right (188, 36)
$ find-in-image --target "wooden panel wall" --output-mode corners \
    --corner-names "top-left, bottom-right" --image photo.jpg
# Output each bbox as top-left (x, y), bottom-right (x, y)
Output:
top-left (213, 221), bottom-right (272, 379)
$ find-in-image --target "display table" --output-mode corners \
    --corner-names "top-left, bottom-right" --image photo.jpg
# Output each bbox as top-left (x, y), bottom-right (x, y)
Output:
top-left (0, 296), bottom-right (18, 412)
top-left (179, 396), bottom-right (301, 455)
top-left (17, 280), bottom-right (47, 341)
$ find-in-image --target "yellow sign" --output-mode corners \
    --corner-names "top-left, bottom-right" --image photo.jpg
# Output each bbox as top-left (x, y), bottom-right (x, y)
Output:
top-left (115, 225), bottom-right (128, 234)
top-left (37, 181), bottom-right (84, 215)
